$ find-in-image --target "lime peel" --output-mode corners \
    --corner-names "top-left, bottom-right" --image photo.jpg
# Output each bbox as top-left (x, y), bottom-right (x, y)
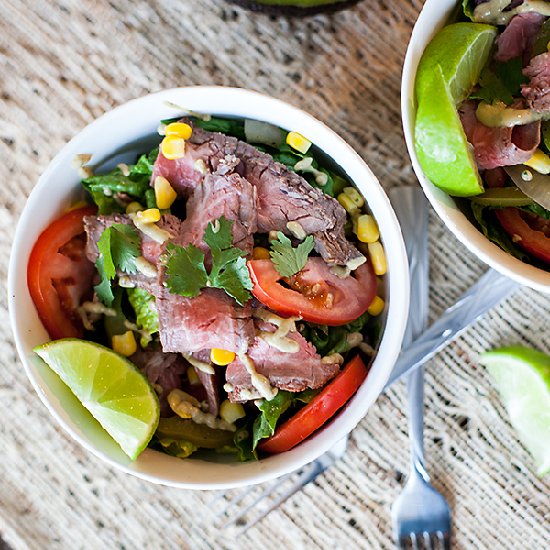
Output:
top-left (414, 22), bottom-right (498, 197)
top-left (480, 345), bottom-right (550, 477)
top-left (34, 338), bottom-right (160, 460)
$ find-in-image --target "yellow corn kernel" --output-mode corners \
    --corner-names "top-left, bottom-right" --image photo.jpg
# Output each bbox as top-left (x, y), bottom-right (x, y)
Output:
top-left (112, 331), bottom-right (137, 357)
top-left (161, 135), bottom-right (186, 160)
top-left (252, 246), bottom-right (271, 260)
top-left (164, 122), bottom-right (192, 140)
top-left (524, 149), bottom-right (550, 175)
top-left (337, 192), bottom-right (360, 215)
top-left (356, 214), bottom-right (380, 243)
top-left (367, 296), bottom-right (385, 316)
top-left (154, 176), bottom-right (178, 209)
top-left (343, 186), bottom-right (365, 209)
top-left (126, 201), bottom-right (143, 214)
top-left (136, 208), bottom-right (161, 223)
top-left (219, 400), bottom-right (246, 424)
top-left (186, 366), bottom-right (200, 386)
top-left (368, 241), bottom-right (387, 276)
top-left (286, 131), bottom-right (312, 154)
top-left (211, 348), bottom-right (236, 366)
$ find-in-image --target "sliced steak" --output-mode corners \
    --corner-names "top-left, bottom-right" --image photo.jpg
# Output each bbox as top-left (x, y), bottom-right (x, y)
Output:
top-left (155, 287), bottom-right (254, 355)
top-left (191, 349), bottom-right (221, 417)
top-left (83, 213), bottom-right (184, 265)
top-left (130, 350), bottom-right (186, 416)
top-left (522, 52), bottom-right (550, 113)
top-left (459, 100), bottom-right (540, 169)
top-left (152, 121), bottom-right (363, 267)
top-left (225, 328), bottom-right (339, 402)
top-left (182, 169), bottom-right (257, 255)
top-left (494, 12), bottom-right (544, 63)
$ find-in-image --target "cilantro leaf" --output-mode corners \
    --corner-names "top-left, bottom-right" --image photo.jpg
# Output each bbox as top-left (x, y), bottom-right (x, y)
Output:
top-left (109, 224), bottom-right (140, 275)
top-left (269, 232), bottom-right (315, 277)
top-left (164, 243), bottom-right (208, 297)
top-left (203, 215), bottom-right (234, 251)
top-left (213, 257), bottom-right (253, 305)
top-left (164, 217), bottom-right (253, 305)
top-left (470, 59), bottom-right (527, 106)
top-left (94, 224), bottom-right (141, 305)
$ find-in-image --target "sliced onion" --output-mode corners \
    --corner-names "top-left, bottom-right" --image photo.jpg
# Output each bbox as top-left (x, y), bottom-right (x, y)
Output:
top-left (244, 119), bottom-right (284, 147)
top-left (505, 165), bottom-right (550, 210)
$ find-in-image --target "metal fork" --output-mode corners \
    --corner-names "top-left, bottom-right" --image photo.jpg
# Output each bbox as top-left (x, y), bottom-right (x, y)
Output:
top-left (390, 187), bottom-right (451, 550)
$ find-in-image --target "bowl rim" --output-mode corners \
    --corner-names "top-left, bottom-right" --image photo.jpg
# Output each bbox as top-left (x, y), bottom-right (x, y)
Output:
top-left (9, 86), bottom-right (410, 489)
top-left (401, 0), bottom-right (550, 292)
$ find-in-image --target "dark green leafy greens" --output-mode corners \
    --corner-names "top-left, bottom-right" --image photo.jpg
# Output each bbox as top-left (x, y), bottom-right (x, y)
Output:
top-left (251, 389), bottom-right (318, 450)
top-left (470, 59), bottom-right (527, 105)
top-left (164, 216), bottom-right (253, 305)
top-left (520, 202), bottom-right (550, 220)
top-left (82, 149), bottom-right (158, 214)
top-left (299, 313), bottom-right (370, 357)
top-left (269, 232), bottom-right (315, 277)
top-left (462, 0), bottom-right (476, 20)
top-left (95, 224), bottom-right (141, 306)
top-left (470, 203), bottom-right (530, 262)
top-left (532, 19), bottom-right (550, 57)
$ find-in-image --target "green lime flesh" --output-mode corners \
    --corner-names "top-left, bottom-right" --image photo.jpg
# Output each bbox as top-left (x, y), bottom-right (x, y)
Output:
top-left (34, 339), bottom-right (160, 460)
top-left (414, 23), bottom-right (497, 197)
top-left (480, 346), bottom-right (550, 477)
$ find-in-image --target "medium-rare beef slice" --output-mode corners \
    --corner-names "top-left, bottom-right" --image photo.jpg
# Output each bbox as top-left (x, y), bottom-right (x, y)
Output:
top-left (225, 329), bottom-right (339, 402)
top-left (522, 52), bottom-right (550, 113)
top-left (155, 287), bottom-right (255, 355)
top-left (151, 121), bottom-right (363, 267)
top-left (130, 350), bottom-right (186, 416)
top-left (182, 170), bottom-right (257, 255)
top-left (83, 213), bottom-right (184, 265)
top-left (190, 350), bottom-right (222, 417)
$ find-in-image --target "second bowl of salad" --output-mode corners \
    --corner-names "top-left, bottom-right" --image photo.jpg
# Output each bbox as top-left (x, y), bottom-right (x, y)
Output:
top-left (403, 0), bottom-right (550, 291)
top-left (9, 87), bottom-right (409, 489)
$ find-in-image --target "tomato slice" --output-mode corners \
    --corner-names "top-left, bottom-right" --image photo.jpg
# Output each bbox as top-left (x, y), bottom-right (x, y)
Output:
top-left (258, 355), bottom-right (368, 454)
top-left (247, 257), bottom-right (376, 326)
top-left (495, 207), bottom-right (550, 263)
top-left (27, 206), bottom-right (96, 339)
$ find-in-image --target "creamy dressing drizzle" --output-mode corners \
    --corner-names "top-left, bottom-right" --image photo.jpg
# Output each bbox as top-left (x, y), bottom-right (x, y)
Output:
top-left (294, 157), bottom-right (329, 186)
top-left (253, 309), bottom-right (300, 353)
top-left (181, 353), bottom-right (215, 375)
top-left (168, 389), bottom-right (235, 431)
top-left (474, 0), bottom-right (550, 25)
top-left (476, 101), bottom-right (545, 127)
top-left (238, 353), bottom-right (278, 401)
top-left (129, 212), bottom-right (172, 244)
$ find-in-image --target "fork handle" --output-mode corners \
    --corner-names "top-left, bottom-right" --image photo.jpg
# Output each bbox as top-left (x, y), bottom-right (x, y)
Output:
top-left (407, 365), bottom-right (429, 481)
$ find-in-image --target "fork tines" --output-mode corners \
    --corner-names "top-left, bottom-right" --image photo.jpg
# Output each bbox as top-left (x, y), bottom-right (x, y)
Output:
top-left (398, 530), bottom-right (451, 550)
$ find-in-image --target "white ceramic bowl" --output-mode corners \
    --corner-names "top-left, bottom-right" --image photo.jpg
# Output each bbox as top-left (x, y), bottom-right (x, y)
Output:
top-left (402, 0), bottom-right (550, 292)
top-left (9, 87), bottom-right (409, 489)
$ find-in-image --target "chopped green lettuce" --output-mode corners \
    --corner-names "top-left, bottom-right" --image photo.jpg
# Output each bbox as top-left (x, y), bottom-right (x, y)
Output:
top-left (127, 288), bottom-right (159, 347)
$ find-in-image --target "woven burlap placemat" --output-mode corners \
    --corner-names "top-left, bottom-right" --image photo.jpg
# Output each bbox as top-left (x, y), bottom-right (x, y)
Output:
top-left (1, 0), bottom-right (548, 548)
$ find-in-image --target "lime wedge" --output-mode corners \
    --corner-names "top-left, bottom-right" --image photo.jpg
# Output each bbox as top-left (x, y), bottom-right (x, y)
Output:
top-left (480, 346), bottom-right (550, 476)
top-left (35, 339), bottom-right (160, 460)
top-left (414, 23), bottom-right (497, 197)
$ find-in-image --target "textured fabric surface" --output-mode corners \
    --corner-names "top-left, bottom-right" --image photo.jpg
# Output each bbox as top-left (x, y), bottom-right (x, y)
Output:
top-left (1, 0), bottom-right (549, 548)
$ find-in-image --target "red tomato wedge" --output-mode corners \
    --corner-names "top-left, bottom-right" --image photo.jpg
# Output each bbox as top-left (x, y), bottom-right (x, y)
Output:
top-left (247, 257), bottom-right (376, 326)
top-left (258, 355), bottom-right (368, 454)
top-left (27, 206), bottom-right (96, 340)
top-left (495, 207), bottom-right (550, 263)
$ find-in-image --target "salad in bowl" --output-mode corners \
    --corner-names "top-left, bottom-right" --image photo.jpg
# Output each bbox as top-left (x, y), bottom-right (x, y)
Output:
top-left (9, 88), bottom-right (409, 488)
top-left (403, 0), bottom-right (550, 290)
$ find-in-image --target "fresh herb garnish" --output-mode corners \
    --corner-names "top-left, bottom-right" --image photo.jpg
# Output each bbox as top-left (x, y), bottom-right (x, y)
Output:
top-left (470, 59), bottom-right (527, 106)
top-left (269, 232), bottom-right (315, 278)
top-left (164, 216), bottom-right (253, 305)
top-left (94, 224), bottom-right (141, 305)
